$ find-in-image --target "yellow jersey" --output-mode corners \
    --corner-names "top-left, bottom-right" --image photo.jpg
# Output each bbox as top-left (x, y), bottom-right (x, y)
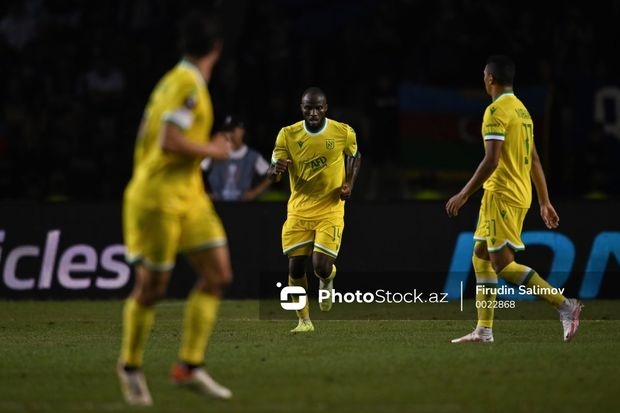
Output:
top-left (125, 60), bottom-right (213, 213)
top-left (481, 91), bottom-right (533, 208)
top-left (272, 118), bottom-right (358, 219)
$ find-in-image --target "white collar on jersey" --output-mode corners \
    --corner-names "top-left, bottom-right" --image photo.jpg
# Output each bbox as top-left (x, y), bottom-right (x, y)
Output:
top-left (303, 118), bottom-right (329, 135)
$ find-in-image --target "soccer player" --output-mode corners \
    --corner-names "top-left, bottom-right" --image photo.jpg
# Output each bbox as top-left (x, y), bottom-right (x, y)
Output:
top-left (117, 11), bottom-right (233, 406)
top-left (446, 55), bottom-right (583, 343)
top-left (269, 87), bottom-right (362, 333)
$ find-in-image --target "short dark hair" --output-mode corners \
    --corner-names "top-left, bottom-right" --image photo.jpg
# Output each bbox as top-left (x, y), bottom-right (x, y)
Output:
top-left (301, 87), bottom-right (327, 102)
top-left (486, 55), bottom-right (515, 86)
top-left (178, 10), bottom-right (222, 58)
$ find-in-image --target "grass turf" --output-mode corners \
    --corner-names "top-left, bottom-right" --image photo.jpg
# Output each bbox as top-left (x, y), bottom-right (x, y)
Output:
top-left (0, 299), bottom-right (618, 412)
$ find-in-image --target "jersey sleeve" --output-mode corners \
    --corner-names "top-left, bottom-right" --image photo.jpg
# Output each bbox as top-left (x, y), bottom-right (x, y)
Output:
top-left (161, 74), bottom-right (198, 131)
top-left (344, 125), bottom-right (358, 157)
top-left (482, 106), bottom-right (507, 141)
top-left (271, 128), bottom-right (289, 164)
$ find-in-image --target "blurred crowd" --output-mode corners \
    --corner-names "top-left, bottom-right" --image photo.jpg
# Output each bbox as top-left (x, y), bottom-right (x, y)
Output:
top-left (1, 0), bottom-right (619, 201)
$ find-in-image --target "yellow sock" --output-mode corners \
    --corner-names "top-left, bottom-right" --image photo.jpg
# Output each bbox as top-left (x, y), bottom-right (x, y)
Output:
top-left (473, 255), bottom-right (497, 328)
top-left (120, 297), bottom-right (155, 367)
top-left (178, 291), bottom-right (220, 366)
top-left (288, 275), bottom-right (309, 320)
top-left (315, 264), bottom-right (336, 283)
top-left (524, 273), bottom-right (566, 307)
top-left (498, 261), bottom-right (565, 307)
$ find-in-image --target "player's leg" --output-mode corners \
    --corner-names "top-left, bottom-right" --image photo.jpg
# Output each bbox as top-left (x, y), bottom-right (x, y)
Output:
top-left (451, 242), bottom-right (496, 343)
top-left (313, 218), bottom-right (343, 312)
top-left (288, 255), bottom-right (314, 332)
top-left (121, 265), bottom-right (172, 365)
top-left (118, 204), bottom-right (177, 405)
top-left (452, 193), bottom-right (495, 343)
top-left (485, 199), bottom-right (557, 302)
top-left (312, 252), bottom-right (336, 312)
top-left (473, 242), bottom-right (497, 330)
top-left (489, 201), bottom-right (582, 341)
top-left (170, 246), bottom-right (233, 399)
top-left (118, 265), bottom-right (171, 406)
top-left (170, 199), bottom-right (232, 398)
top-left (493, 251), bottom-right (582, 341)
top-left (179, 246), bottom-right (232, 366)
top-left (282, 217), bottom-right (314, 332)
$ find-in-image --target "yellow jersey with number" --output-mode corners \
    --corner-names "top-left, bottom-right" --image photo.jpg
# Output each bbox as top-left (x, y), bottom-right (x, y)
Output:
top-left (125, 60), bottom-right (213, 213)
top-left (481, 92), bottom-right (533, 208)
top-left (272, 118), bottom-right (358, 219)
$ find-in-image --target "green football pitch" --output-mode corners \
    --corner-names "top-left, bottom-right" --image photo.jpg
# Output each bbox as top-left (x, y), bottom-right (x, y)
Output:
top-left (0, 299), bottom-right (618, 413)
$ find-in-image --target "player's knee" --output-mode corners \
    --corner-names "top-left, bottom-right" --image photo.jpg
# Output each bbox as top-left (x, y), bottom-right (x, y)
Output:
top-left (137, 286), bottom-right (166, 306)
top-left (203, 270), bottom-right (233, 295)
top-left (218, 270), bottom-right (233, 289)
top-left (312, 254), bottom-right (334, 279)
top-left (314, 263), bottom-right (332, 279)
top-left (288, 256), bottom-right (307, 277)
top-left (473, 242), bottom-right (489, 260)
top-left (491, 259), bottom-right (513, 274)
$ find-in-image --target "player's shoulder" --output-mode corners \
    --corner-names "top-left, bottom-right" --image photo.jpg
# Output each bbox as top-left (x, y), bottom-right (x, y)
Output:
top-left (281, 120), bottom-right (305, 135)
top-left (153, 67), bottom-right (194, 100)
top-left (165, 62), bottom-right (203, 88)
top-left (165, 63), bottom-right (189, 79)
top-left (496, 93), bottom-right (531, 121)
top-left (511, 95), bottom-right (532, 118)
top-left (485, 94), bottom-right (513, 117)
top-left (327, 118), bottom-right (355, 136)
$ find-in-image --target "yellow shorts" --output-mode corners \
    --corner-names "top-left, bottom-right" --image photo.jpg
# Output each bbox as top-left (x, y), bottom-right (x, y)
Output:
top-left (282, 216), bottom-right (345, 258)
top-left (473, 191), bottom-right (528, 252)
top-left (123, 194), bottom-right (227, 271)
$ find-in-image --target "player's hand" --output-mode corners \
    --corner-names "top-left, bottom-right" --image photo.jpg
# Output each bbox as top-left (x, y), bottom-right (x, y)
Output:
top-left (272, 159), bottom-right (291, 174)
top-left (207, 132), bottom-right (232, 160)
top-left (446, 192), bottom-right (468, 217)
top-left (340, 183), bottom-right (352, 200)
top-left (540, 203), bottom-right (559, 229)
top-left (270, 159), bottom-right (291, 181)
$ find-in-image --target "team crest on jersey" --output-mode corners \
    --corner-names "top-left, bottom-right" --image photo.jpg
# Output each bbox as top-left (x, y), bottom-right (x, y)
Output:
top-left (326, 139), bottom-right (335, 150)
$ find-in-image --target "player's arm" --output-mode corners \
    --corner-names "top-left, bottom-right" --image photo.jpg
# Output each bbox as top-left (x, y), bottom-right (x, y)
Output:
top-left (446, 139), bottom-right (502, 217)
top-left (531, 141), bottom-right (559, 229)
top-left (160, 123), bottom-right (231, 160)
top-left (267, 129), bottom-right (291, 182)
top-left (267, 159), bottom-right (291, 182)
top-left (340, 151), bottom-right (362, 200)
top-left (159, 77), bottom-right (231, 160)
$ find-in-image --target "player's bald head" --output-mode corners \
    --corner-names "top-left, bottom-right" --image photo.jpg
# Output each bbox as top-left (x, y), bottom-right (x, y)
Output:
top-left (301, 87), bottom-right (327, 104)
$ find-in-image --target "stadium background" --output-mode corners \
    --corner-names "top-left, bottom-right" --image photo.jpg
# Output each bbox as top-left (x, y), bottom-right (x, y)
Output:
top-left (1, 0), bottom-right (619, 300)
